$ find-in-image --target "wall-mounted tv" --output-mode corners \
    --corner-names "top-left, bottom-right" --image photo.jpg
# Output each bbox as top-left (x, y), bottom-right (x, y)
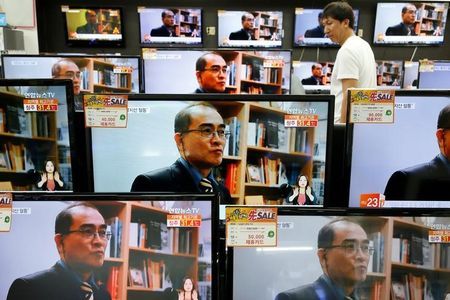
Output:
top-left (418, 60), bottom-right (450, 89)
top-left (88, 94), bottom-right (334, 207)
top-left (142, 49), bottom-right (291, 94)
top-left (373, 2), bottom-right (448, 45)
top-left (138, 7), bottom-right (202, 46)
top-left (62, 6), bottom-right (124, 47)
top-left (294, 8), bottom-right (360, 47)
top-left (218, 10), bottom-right (283, 48)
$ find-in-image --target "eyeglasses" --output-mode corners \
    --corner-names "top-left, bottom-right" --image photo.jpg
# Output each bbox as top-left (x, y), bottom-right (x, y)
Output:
top-left (181, 128), bottom-right (230, 140)
top-left (325, 242), bottom-right (374, 256)
top-left (202, 66), bottom-right (228, 74)
top-left (58, 71), bottom-right (81, 80)
top-left (64, 228), bottom-right (112, 240)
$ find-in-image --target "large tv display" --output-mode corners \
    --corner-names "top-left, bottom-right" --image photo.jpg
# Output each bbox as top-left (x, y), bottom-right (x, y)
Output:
top-left (229, 207), bottom-right (450, 300)
top-left (62, 6), bottom-right (124, 47)
top-left (294, 8), bottom-right (360, 47)
top-left (88, 95), bottom-right (334, 207)
top-left (0, 79), bottom-right (76, 192)
top-left (1, 54), bottom-right (141, 111)
top-left (418, 60), bottom-right (450, 89)
top-left (373, 2), bottom-right (449, 45)
top-left (142, 49), bottom-right (291, 94)
top-left (347, 90), bottom-right (450, 206)
top-left (138, 7), bottom-right (202, 46)
top-left (217, 10), bottom-right (283, 48)
top-left (292, 61), bottom-right (332, 94)
top-left (1, 194), bottom-right (216, 300)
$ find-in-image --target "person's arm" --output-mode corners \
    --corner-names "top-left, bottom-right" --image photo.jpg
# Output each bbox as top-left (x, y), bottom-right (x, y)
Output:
top-left (54, 171), bottom-right (64, 188)
top-left (340, 78), bottom-right (358, 123)
top-left (37, 173), bottom-right (47, 188)
top-left (288, 187), bottom-right (299, 203)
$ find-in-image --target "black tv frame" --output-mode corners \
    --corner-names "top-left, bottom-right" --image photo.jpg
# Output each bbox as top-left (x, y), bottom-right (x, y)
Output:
top-left (417, 60), bottom-right (450, 89)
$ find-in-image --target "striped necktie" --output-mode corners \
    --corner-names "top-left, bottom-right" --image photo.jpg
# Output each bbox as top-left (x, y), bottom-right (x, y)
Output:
top-left (81, 281), bottom-right (94, 300)
top-left (199, 178), bottom-right (214, 193)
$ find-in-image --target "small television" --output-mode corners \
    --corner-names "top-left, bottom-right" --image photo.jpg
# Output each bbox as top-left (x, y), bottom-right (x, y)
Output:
top-left (402, 61), bottom-right (419, 88)
top-left (228, 207), bottom-right (450, 300)
top-left (293, 8), bottom-right (360, 47)
top-left (0, 194), bottom-right (217, 300)
top-left (138, 7), bottom-right (202, 46)
top-left (62, 6), bottom-right (124, 47)
top-left (88, 94), bottom-right (334, 207)
top-left (217, 10), bottom-right (283, 48)
top-left (0, 79), bottom-right (78, 192)
top-left (346, 90), bottom-right (450, 206)
top-left (373, 2), bottom-right (449, 45)
top-left (292, 61), bottom-right (332, 94)
top-left (142, 49), bottom-right (292, 94)
top-left (376, 60), bottom-right (404, 89)
top-left (418, 60), bottom-right (450, 89)
top-left (1, 54), bottom-right (141, 111)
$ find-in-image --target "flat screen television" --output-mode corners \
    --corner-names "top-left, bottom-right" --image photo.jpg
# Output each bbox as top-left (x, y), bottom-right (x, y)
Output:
top-left (61, 6), bottom-right (124, 47)
top-left (346, 90), bottom-right (450, 206)
top-left (373, 2), bottom-right (449, 45)
top-left (1, 54), bottom-right (141, 111)
top-left (376, 60), bottom-right (404, 89)
top-left (0, 193), bottom-right (217, 300)
top-left (418, 60), bottom-right (450, 89)
top-left (142, 49), bottom-right (291, 94)
top-left (228, 207), bottom-right (450, 300)
top-left (88, 94), bottom-right (334, 207)
top-left (293, 8), bottom-right (360, 47)
top-left (292, 61), bottom-right (332, 94)
top-left (217, 10), bottom-right (283, 48)
top-left (402, 61), bottom-right (419, 88)
top-left (138, 7), bottom-right (202, 46)
top-left (0, 79), bottom-right (78, 192)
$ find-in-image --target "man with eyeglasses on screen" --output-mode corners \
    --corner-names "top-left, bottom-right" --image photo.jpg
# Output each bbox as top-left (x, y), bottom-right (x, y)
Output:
top-left (276, 218), bottom-right (372, 300)
top-left (7, 202), bottom-right (111, 300)
top-left (52, 58), bottom-right (83, 111)
top-left (194, 53), bottom-right (228, 93)
top-left (131, 102), bottom-right (232, 204)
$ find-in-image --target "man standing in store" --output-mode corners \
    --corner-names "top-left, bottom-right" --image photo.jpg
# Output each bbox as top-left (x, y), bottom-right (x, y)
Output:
top-left (194, 53), bottom-right (228, 93)
top-left (7, 202), bottom-right (111, 300)
top-left (229, 12), bottom-right (256, 40)
top-left (150, 10), bottom-right (177, 37)
top-left (322, 1), bottom-right (376, 123)
top-left (302, 63), bottom-right (324, 86)
top-left (276, 218), bottom-right (372, 299)
top-left (385, 4), bottom-right (417, 36)
top-left (76, 10), bottom-right (99, 34)
top-left (131, 102), bottom-right (232, 204)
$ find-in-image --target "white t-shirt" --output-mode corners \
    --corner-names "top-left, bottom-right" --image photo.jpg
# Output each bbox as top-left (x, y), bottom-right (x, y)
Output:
top-left (331, 35), bottom-right (377, 123)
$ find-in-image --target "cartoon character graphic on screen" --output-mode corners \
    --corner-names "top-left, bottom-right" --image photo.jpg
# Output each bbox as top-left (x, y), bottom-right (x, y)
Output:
top-left (287, 174), bottom-right (316, 205)
top-left (76, 10), bottom-right (99, 34)
top-left (178, 277), bottom-right (199, 300)
top-left (275, 218), bottom-right (372, 300)
top-left (36, 160), bottom-right (64, 191)
top-left (384, 104), bottom-right (450, 200)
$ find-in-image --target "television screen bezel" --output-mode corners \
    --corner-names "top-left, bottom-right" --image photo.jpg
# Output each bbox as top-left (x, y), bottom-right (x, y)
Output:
top-left (417, 60), bottom-right (450, 89)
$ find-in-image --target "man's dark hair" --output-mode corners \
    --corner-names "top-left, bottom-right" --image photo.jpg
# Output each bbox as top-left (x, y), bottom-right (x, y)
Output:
top-left (241, 13), bottom-right (253, 22)
top-left (55, 202), bottom-right (101, 234)
top-left (318, 12), bottom-right (324, 19)
top-left (323, 1), bottom-right (355, 29)
top-left (402, 5), bottom-right (415, 14)
top-left (311, 64), bottom-right (322, 71)
top-left (85, 10), bottom-right (96, 18)
top-left (437, 104), bottom-right (450, 129)
top-left (174, 102), bottom-right (218, 133)
top-left (317, 218), bottom-right (363, 248)
top-left (162, 10), bottom-right (173, 18)
top-left (195, 52), bottom-right (224, 72)
top-left (51, 59), bottom-right (78, 78)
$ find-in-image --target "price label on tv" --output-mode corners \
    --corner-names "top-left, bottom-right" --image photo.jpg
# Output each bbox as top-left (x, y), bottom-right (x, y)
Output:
top-left (83, 94), bottom-right (128, 128)
top-left (349, 89), bottom-right (395, 123)
top-left (113, 66), bottom-right (133, 74)
top-left (226, 207), bottom-right (277, 247)
top-left (360, 193), bottom-right (385, 208)
top-left (0, 192), bottom-right (12, 232)
top-left (428, 230), bottom-right (450, 243)
top-left (167, 214), bottom-right (202, 227)
top-left (24, 99), bottom-right (58, 112)
top-left (284, 114), bottom-right (318, 127)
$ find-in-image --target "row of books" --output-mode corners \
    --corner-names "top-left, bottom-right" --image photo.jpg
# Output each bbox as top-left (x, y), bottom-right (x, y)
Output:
top-left (391, 234), bottom-right (434, 267)
top-left (368, 231), bottom-right (384, 273)
top-left (223, 162), bottom-right (238, 194)
top-left (224, 117), bottom-right (240, 156)
top-left (0, 143), bottom-right (34, 172)
top-left (92, 69), bottom-right (130, 88)
top-left (128, 259), bottom-right (171, 290)
top-left (240, 64), bottom-right (280, 84)
top-left (105, 266), bottom-right (120, 300)
top-left (246, 158), bottom-right (288, 186)
top-left (258, 16), bottom-right (278, 27)
top-left (391, 274), bottom-right (435, 300)
top-left (178, 13), bottom-right (199, 24)
top-left (3, 106), bottom-right (53, 138)
top-left (359, 280), bottom-right (383, 300)
top-left (129, 220), bottom-right (194, 254)
top-left (105, 216), bottom-right (123, 258)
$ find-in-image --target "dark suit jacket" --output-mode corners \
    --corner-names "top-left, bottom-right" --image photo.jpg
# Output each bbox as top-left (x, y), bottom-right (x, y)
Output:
top-left (385, 22), bottom-right (416, 36)
top-left (150, 25), bottom-right (173, 37)
top-left (301, 76), bottom-right (322, 86)
top-left (304, 26), bottom-right (325, 38)
top-left (194, 87), bottom-right (205, 93)
top-left (275, 275), bottom-right (357, 300)
top-left (229, 29), bottom-right (255, 40)
top-left (76, 23), bottom-right (99, 34)
top-left (7, 262), bottom-right (111, 300)
top-left (131, 159), bottom-right (232, 204)
top-left (384, 155), bottom-right (450, 200)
